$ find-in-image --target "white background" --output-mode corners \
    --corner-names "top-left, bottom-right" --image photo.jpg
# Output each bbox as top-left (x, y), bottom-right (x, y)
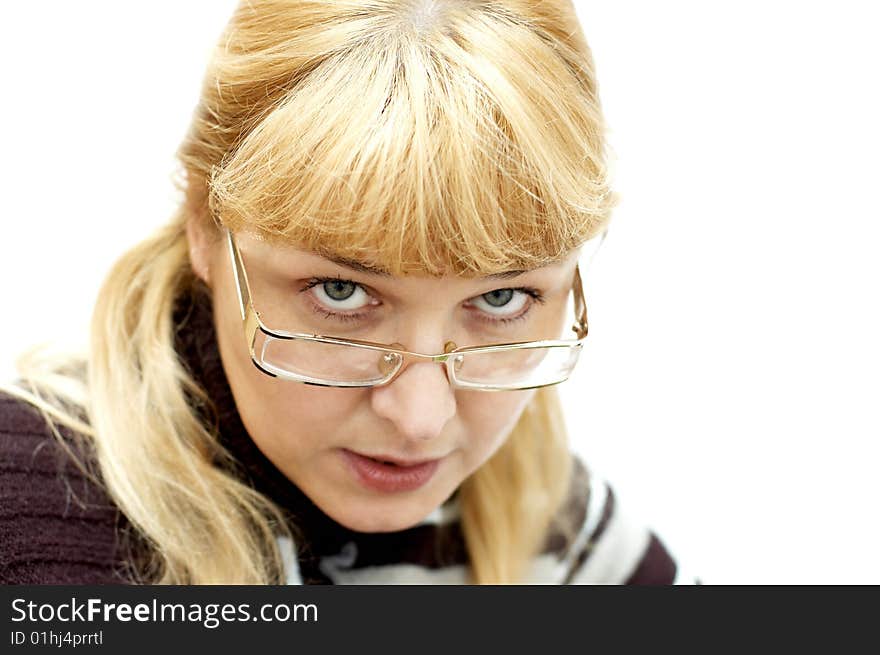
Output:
top-left (1, 2), bottom-right (877, 583)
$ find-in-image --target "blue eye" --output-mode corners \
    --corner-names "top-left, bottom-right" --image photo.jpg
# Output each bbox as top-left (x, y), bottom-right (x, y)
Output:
top-left (310, 278), bottom-right (373, 312)
top-left (323, 280), bottom-right (357, 301)
top-left (302, 277), bottom-right (545, 327)
top-left (470, 289), bottom-right (530, 317)
top-left (481, 288), bottom-right (514, 307)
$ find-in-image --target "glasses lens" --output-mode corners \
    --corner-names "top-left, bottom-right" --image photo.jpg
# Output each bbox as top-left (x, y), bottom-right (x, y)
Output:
top-left (257, 334), bottom-right (401, 385)
top-left (452, 344), bottom-right (582, 388)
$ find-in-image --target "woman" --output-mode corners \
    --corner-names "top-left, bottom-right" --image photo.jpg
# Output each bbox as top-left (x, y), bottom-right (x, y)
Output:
top-left (0, 0), bottom-right (696, 584)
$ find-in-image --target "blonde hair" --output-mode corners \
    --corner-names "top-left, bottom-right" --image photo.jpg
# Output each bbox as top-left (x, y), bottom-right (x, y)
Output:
top-left (2, 0), bottom-right (615, 584)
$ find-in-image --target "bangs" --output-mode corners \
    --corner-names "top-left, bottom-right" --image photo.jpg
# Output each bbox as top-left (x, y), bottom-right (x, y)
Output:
top-left (208, 14), bottom-right (614, 276)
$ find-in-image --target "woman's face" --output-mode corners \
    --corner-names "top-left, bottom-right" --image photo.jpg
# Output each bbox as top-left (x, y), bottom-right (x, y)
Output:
top-left (188, 220), bottom-right (580, 533)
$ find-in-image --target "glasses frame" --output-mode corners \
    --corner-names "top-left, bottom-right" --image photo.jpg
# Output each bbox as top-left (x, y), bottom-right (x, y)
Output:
top-left (224, 227), bottom-right (590, 391)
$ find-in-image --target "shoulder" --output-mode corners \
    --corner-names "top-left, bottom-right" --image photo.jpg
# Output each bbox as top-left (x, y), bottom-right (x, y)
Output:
top-left (0, 389), bottom-right (132, 584)
top-left (538, 455), bottom-right (702, 585)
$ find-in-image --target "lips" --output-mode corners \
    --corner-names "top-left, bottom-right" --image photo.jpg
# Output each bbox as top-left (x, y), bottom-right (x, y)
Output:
top-left (360, 454), bottom-right (438, 467)
top-left (341, 449), bottom-right (441, 493)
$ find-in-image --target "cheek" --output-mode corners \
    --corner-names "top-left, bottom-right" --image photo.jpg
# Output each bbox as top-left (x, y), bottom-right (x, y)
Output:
top-left (259, 384), bottom-right (364, 438)
top-left (235, 368), bottom-right (365, 460)
top-left (456, 388), bottom-right (537, 466)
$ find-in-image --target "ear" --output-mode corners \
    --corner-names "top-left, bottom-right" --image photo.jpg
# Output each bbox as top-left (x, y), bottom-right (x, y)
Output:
top-left (185, 212), bottom-right (218, 288)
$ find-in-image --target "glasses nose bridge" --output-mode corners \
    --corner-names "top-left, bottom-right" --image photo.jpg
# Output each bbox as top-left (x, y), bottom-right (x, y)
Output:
top-left (379, 341), bottom-right (460, 383)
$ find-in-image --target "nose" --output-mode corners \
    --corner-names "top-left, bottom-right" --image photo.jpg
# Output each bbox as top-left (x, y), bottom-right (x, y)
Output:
top-left (370, 358), bottom-right (457, 443)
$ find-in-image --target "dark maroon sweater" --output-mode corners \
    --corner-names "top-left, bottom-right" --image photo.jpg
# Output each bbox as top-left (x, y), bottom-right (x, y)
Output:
top-left (0, 286), bottom-right (685, 585)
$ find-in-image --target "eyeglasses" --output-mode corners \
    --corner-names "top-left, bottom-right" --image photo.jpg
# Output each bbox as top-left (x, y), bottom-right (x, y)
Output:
top-left (224, 228), bottom-right (592, 391)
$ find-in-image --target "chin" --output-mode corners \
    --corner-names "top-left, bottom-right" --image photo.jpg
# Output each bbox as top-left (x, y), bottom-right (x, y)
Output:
top-left (329, 498), bottom-right (437, 533)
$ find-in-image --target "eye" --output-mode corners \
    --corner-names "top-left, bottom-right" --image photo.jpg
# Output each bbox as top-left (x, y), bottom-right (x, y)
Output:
top-left (301, 277), bottom-right (543, 327)
top-left (482, 289), bottom-right (515, 307)
top-left (468, 288), bottom-right (531, 317)
top-left (312, 278), bottom-right (373, 311)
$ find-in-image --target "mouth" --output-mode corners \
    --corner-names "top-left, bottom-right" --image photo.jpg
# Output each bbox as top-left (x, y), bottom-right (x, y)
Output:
top-left (341, 449), bottom-right (442, 493)
top-left (356, 453), bottom-right (441, 467)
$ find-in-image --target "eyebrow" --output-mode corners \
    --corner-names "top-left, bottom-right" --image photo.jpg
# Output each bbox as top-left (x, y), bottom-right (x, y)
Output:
top-left (324, 255), bottom-right (529, 280)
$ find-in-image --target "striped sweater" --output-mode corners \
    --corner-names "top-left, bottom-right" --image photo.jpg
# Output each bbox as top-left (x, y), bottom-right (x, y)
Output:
top-left (0, 287), bottom-right (699, 585)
